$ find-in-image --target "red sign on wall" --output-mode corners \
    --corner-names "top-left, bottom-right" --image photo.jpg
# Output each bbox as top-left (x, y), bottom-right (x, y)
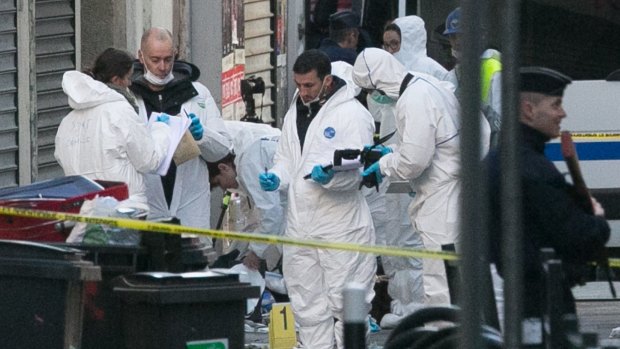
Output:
top-left (221, 64), bottom-right (244, 107)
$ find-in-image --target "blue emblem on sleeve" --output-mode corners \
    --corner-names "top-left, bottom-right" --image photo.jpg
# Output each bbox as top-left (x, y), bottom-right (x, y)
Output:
top-left (324, 127), bottom-right (336, 139)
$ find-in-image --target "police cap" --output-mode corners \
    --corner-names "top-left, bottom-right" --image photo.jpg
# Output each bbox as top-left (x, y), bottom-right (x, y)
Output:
top-left (520, 66), bottom-right (572, 96)
top-left (329, 10), bottom-right (360, 31)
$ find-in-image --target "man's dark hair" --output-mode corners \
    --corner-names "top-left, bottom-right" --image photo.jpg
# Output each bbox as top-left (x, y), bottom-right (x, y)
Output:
top-left (293, 49), bottom-right (332, 80)
top-left (383, 23), bottom-right (401, 38)
top-left (85, 48), bottom-right (134, 83)
top-left (329, 27), bottom-right (357, 44)
top-left (207, 153), bottom-right (236, 181)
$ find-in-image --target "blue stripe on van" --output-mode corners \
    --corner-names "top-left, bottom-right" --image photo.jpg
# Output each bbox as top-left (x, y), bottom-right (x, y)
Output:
top-left (545, 141), bottom-right (620, 161)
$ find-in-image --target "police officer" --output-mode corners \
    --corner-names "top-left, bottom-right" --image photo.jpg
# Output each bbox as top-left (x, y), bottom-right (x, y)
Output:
top-left (318, 10), bottom-right (360, 65)
top-left (486, 66), bottom-right (610, 347)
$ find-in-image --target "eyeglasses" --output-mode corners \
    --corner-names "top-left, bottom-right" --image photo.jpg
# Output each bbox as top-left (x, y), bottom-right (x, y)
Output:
top-left (383, 40), bottom-right (400, 51)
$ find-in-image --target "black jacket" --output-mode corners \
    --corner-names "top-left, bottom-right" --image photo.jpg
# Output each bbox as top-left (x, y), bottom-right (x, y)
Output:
top-left (317, 38), bottom-right (357, 66)
top-left (129, 60), bottom-right (203, 205)
top-left (486, 124), bottom-right (610, 317)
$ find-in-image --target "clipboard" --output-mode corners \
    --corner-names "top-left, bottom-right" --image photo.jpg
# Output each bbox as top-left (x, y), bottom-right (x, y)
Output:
top-left (173, 130), bottom-right (200, 166)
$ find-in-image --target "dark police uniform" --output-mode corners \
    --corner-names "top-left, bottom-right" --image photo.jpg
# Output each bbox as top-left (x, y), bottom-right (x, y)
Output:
top-left (318, 10), bottom-right (359, 65)
top-left (485, 67), bottom-right (610, 343)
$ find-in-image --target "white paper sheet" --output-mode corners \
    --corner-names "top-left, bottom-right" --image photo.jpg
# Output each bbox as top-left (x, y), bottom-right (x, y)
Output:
top-left (149, 112), bottom-right (192, 175)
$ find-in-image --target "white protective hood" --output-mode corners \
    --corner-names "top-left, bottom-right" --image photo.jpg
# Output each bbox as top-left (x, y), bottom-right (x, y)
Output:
top-left (331, 61), bottom-right (361, 96)
top-left (56, 71), bottom-right (171, 213)
top-left (353, 48), bottom-right (409, 100)
top-left (392, 16), bottom-right (448, 81)
top-left (223, 120), bottom-right (281, 157)
top-left (62, 70), bottom-right (127, 110)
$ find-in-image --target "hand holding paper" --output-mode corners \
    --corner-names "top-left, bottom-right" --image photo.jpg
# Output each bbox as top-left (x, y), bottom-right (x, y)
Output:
top-left (186, 112), bottom-right (204, 140)
top-left (156, 113), bottom-right (170, 125)
top-left (149, 112), bottom-right (193, 175)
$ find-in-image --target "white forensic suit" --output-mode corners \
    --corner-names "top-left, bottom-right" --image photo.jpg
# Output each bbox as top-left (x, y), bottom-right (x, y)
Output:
top-left (133, 77), bottom-right (232, 233)
top-left (353, 48), bottom-right (490, 305)
top-left (366, 94), bottom-right (426, 327)
top-left (370, 15), bottom-right (453, 326)
top-left (223, 120), bottom-right (285, 269)
top-left (392, 15), bottom-right (449, 82)
top-left (270, 77), bottom-right (376, 349)
top-left (330, 62), bottom-right (389, 258)
top-left (55, 71), bottom-right (170, 212)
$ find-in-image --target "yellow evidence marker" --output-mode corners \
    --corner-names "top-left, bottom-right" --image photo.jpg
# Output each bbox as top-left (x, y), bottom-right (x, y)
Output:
top-left (269, 303), bottom-right (297, 349)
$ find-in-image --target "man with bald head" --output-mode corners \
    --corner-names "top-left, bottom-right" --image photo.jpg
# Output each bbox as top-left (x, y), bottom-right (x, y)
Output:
top-left (130, 27), bottom-right (232, 251)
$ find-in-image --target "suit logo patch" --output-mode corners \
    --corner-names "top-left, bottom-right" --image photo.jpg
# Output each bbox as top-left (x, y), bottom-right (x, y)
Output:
top-left (324, 127), bottom-right (336, 139)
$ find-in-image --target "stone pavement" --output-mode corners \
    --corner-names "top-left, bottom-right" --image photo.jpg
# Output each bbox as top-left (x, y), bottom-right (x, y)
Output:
top-left (244, 325), bottom-right (391, 349)
top-left (243, 282), bottom-right (620, 348)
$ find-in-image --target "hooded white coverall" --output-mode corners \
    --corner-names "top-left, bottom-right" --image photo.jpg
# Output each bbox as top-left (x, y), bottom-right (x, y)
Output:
top-left (392, 16), bottom-right (449, 82)
top-left (353, 48), bottom-right (490, 305)
top-left (367, 97), bottom-right (425, 325)
top-left (222, 121), bottom-right (284, 268)
top-left (55, 71), bottom-right (170, 212)
top-left (270, 80), bottom-right (376, 349)
top-left (134, 82), bottom-right (232, 233)
top-left (370, 15), bottom-right (453, 324)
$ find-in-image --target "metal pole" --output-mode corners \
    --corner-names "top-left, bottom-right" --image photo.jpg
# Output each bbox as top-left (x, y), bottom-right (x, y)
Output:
top-left (459, 0), bottom-right (486, 347)
top-left (500, 0), bottom-right (523, 348)
top-left (545, 259), bottom-right (564, 348)
top-left (343, 282), bottom-right (366, 349)
top-left (398, 0), bottom-right (406, 17)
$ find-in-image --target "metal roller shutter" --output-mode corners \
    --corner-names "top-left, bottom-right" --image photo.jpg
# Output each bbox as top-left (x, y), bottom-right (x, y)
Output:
top-left (0, 1), bottom-right (19, 187)
top-left (35, 0), bottom-right (78, 180)
top-left (244, 0), bottom-right (275, 122)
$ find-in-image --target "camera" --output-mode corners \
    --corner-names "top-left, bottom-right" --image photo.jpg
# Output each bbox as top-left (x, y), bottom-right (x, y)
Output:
top-left (333, 147), bottom-right (383, 190)
top-left (240, 76), bottom-right (265, 123)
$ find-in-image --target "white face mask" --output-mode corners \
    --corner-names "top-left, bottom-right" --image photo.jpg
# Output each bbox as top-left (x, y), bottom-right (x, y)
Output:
top-left (451, 48), bottom-right (462, 61)
top-left (301, 78), bottom-right (326, 107)
top-left (144, 65), bottom-right (174, 86)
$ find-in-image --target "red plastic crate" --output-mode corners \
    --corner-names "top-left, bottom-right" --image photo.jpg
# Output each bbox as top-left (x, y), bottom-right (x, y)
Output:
top-left (0, 177), bottom-right (128, 242)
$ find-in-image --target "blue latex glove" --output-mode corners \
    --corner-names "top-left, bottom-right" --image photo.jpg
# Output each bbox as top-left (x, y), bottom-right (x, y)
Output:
top-left (362, 161), bottom-right (383, 184)
top-left (188, 113), bottom-right (204, 140)
top-left (156, 113), bottom-right (170, 124)
top-left (310, 164), bottom-right (335, 185)
top-left (259, 172), bottom-right (280, 191)
top-left (364, 144), bottom-right (392, 157)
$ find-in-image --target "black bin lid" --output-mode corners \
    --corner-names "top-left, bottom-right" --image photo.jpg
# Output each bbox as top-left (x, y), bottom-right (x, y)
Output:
top-left (0, 175), bottom-right (103, 199)
top-left (0, 240), bottom-right (101, 281)
top-left (115, 270), bottom-right (240, 288)
top-left (113, 270), bottom-right (261, 304)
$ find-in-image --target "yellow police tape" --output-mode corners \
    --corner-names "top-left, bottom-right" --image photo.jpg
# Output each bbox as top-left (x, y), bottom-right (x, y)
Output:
top-left (570, 132), bottom-right (620, 140)
top-left (610, 259), bottom-right (620, 269)
top-left (0, 206), bottom-right (457, 261)
top-left (3, 206), bottom-right (620, 268)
